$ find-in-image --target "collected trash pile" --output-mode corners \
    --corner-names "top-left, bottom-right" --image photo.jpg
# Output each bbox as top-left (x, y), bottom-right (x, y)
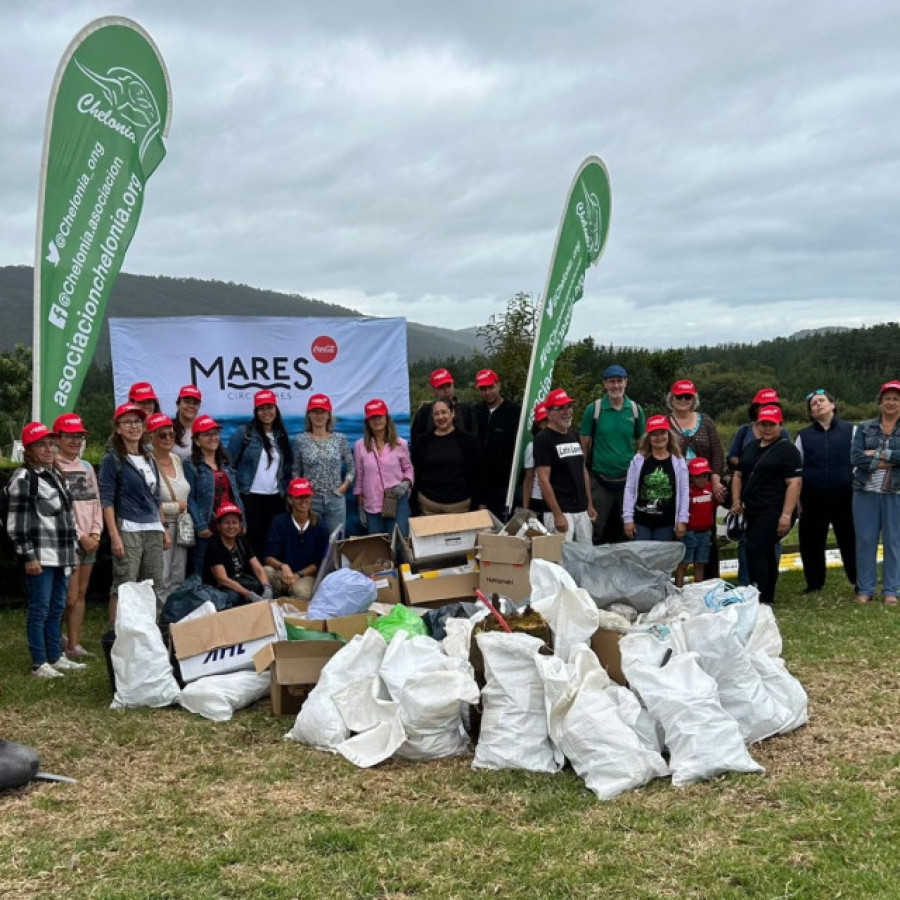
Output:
top-left (103, 513), bottom-right (809, 800)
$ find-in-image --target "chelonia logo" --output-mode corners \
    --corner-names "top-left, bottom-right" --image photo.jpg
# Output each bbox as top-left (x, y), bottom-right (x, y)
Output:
top-left (74, 59), bottom-right (162, 162)
top-left (575, 181), bottom-right (603, 257)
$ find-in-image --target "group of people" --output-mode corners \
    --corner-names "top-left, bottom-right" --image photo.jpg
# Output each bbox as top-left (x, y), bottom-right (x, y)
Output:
top-left (7, 366), bottom-right (898, 677)
top-left (524, 366), bottom-right (900, 608)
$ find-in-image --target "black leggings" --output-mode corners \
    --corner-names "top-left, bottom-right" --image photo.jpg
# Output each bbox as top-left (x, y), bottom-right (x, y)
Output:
top-left (745, 508), bottom-right (781, 604)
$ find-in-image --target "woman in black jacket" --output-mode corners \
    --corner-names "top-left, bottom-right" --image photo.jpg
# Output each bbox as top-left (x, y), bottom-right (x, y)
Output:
top-left (411, 399), bottom-right (483, 514)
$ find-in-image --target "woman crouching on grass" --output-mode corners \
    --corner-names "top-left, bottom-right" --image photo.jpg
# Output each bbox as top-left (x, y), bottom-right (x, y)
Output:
top-left (52, 413), bottom-right (102, 660)
top-left (203, 503), bottom-right (272, 606)
top-left (6, 422), bottom-right (83, 679)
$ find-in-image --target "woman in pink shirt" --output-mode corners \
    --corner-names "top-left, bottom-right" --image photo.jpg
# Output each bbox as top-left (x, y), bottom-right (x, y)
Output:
top-left (353, 399), bottom-right (414, 537)
top-left (52, 413), bottom-right (102, 660)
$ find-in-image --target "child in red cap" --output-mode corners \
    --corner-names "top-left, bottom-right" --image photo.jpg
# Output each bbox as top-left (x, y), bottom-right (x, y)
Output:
top-left (675, 457), bottom-right (715, 587)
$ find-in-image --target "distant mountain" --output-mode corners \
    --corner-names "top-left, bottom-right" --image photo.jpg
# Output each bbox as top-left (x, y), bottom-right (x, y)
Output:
top-left (789, 326), bottom-right (851, 340)
top-left (0, 266), bottom-right (484, 364)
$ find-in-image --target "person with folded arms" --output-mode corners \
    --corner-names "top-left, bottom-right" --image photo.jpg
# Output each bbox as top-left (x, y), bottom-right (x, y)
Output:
top-left (851, 379), bottom-right (900, 606)
top-left (731, 405), bottom-right (802, 605)
top-left (7, 422), bottom-right (82, 679)
top-left (263, 478), bottom-right (330, 601)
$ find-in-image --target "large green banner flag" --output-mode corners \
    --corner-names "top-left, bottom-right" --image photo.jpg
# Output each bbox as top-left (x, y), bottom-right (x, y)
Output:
top-left (33, 16), bottom-right (171, 421)
top-left (505, 156), bottom-right (612, 510)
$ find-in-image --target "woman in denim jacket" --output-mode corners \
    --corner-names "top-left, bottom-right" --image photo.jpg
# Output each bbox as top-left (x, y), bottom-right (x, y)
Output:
top-left (851, 380), bottom-right (900, 605)
top-left (227, 390), bottom-right (293, 558)
top-left (99, 403), bottom-right (168, 628)
top-left (185, 415), bottom-right (243, 576)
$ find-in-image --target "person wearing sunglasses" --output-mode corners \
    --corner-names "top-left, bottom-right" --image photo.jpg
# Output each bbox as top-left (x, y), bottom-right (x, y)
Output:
top-left (794, 389), bottom-right (856, 595)
top-left (98, 404), bottom-right (169, 630)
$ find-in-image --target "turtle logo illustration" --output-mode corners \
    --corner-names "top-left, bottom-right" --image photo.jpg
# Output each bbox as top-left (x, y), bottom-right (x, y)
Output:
top-left (575, 181), bottom-right (603, 257)
top-left (45, 240), bottom-right (60, 267)
top-left (74, 59), bottom-right (162, 162)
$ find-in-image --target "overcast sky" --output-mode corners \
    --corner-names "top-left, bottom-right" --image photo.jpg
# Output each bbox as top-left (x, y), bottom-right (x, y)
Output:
top-left (1, 0), bottom-right (898, 349)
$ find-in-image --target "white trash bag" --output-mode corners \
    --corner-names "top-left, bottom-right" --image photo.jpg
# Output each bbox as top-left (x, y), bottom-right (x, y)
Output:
top-left (472, 632), bottom-right (562, 773)
top-left (286, 629), bottom-right (388, 750)
top-left (179, 670), bottom-right (271, 722)
top-left (333, 675), bottom-right (406, 768)
top-left (536, 646), bottom-right (668, 799)
top-left (749, 652), bottom-right (809, 734)
top-left (624, 651), bottom-right (764, 786)
top-left (532, 585), bottom-right (600, 665)
top-left (111, 580), bottom-right (181, 709)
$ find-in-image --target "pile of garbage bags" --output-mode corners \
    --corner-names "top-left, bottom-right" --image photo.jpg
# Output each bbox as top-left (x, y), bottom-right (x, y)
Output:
top-left (285, 558), bottom-right (808, 800)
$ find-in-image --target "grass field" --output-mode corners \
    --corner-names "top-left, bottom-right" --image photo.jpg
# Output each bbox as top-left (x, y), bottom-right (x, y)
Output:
top-left (1, 570), bottom-right (898, 900)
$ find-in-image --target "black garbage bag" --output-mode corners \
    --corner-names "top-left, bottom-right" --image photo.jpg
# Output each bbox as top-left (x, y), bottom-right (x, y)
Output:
top-left (0, 739), bottom-right (40, 791)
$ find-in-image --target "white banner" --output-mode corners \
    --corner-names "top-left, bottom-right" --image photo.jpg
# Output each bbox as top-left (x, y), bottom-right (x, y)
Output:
top-left (109, 316), bottom-right (409, 442)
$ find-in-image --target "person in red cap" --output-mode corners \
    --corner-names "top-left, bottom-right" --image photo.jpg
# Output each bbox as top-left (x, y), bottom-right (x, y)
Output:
top-left (262, 478), bottom-right (330, 600)
top-left (731, 404), bottom-right (802, 605)
top-left (185, 414), bottom-right (242, 577)
top-left (410, 368), bottom-right (477, 447)
top-left (202, 503), bottom-right (272, 604)
top-left (473, 369), bottom-right (521, 519)
top-left (533, 389), bottom-right (596, 543)
top-left (411, 398), bottom-right (484, 515)
top-left (6, 422), bottom-right (81, 678)
top-left (795, 389), bottom-right (856, 595)
top-left (172, 385), bottom-right (202, 462)
top-left (99, 404), bottom-right (169, 628)
top-left (623, 415), bottom-right (689, 543)
top-left (675, 457), bottom-right (715, 588)
top-left (850, 380), bottom-right (900, 605)
top-left (52, 413), bottom-right (102, 660)
top-left (292, 393), bottom-right (355, 537)
top-left (727, 388), bottom-right (791, 585)
top-left (148, 413), bottom-right (191, 603)
top-left (579, 364), bottom-right (646, 544)
top-left (353, 399), bottom-right (414, 536)
top-left (522, 402), bottom-right (549, 515)
top-left (128, 382), bottom-right (161, 450)
top-left (227, 390), bottom-right (294, 558)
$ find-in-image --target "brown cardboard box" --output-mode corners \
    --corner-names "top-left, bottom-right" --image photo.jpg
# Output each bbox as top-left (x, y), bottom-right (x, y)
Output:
top-left (408, 510), bottom-right (496, 561)
top-left (253, 641), bottom-right (343, 715)
top-left (275, 598), bottom-right (376, 643)
top-left (477, 531), bottom-right (565, 602)
top-left (396, 533), bottom-right (479, 607)
top-left (590, 628), bottom-right (626, 686)
top-left (324, 533), bottom-right (401, 605)
top-left (170, 602), bottom-right (280, 683)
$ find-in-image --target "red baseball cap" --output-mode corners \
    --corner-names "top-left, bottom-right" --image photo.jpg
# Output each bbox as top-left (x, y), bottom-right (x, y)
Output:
top-left (128, 382), bottom-right (158, 403)
top-left (670, 379), bottom-right (696, 396)
top-left (752, 388), bottom-right (780, 405)
top-left (215, 502), bottom-right (243, 521)
top-left (533, 402), bottom-right (548, 423)
top-left (430, 368), bottom-right (453, 388)
top-left (757, 405), bottom-right (783, 424)
top-left (114, 403), bottom-right (147, 421)
top-left (178, 385), bottom-right (202, 402)
top-left (688, 457), bottom-right (712, 476)
top-left (254, 390), bottom-right (278, 408)
top-left (307, 393), bottom-right (332, 412)
top-left (646, 414), bottom-right (670, 433)
top-left (476, 369), bottom-right (499, 388)
top-left (22, 422), bottom-right (53, 447)
top-left (52, 413), bottom-right (88, 435)
top-left (365, 398), bottom-right (388, 418)
top-left (146, 413), bottom-right (174, 434)
top-left (878, 380), bottom-right (900, 398)
top-left (287, 477), bottom-right (314, 497)
top-left (544, 388), bottom-right (575, 408)
top-left (192, 414), bottom-right (221, 434)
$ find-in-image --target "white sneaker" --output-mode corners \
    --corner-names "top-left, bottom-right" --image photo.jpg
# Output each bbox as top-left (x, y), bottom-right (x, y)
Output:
top-left (33, 662), bottom-right (63, 679)
top-left (52, 656), bottom-right (87, 672)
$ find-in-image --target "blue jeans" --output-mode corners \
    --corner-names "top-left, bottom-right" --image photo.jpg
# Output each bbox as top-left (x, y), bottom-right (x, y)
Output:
top-left (853, 490), bottom-right (900, 597)
top-left (366, 495), bottom-right (411, 540)
top-left (635, 524), bottom-right (675, 541)
top-left (25, 565), bottom-right (69, 667)
top-left (312, 492), bottom-right (348, 538)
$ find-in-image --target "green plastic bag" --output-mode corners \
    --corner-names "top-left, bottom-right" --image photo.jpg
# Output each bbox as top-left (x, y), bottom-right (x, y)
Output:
top-left (370, 604), bottom-right (428, 642)
top-left (285, 622), bottom-right (345, 643)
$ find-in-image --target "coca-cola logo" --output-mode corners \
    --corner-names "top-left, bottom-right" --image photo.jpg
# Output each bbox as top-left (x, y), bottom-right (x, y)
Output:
top-left (311, 335), bottom-right (338, 363)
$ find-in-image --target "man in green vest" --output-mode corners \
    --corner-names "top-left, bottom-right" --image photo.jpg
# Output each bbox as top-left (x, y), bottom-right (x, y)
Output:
top-left (579, 364), bottom-right (646, 543)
